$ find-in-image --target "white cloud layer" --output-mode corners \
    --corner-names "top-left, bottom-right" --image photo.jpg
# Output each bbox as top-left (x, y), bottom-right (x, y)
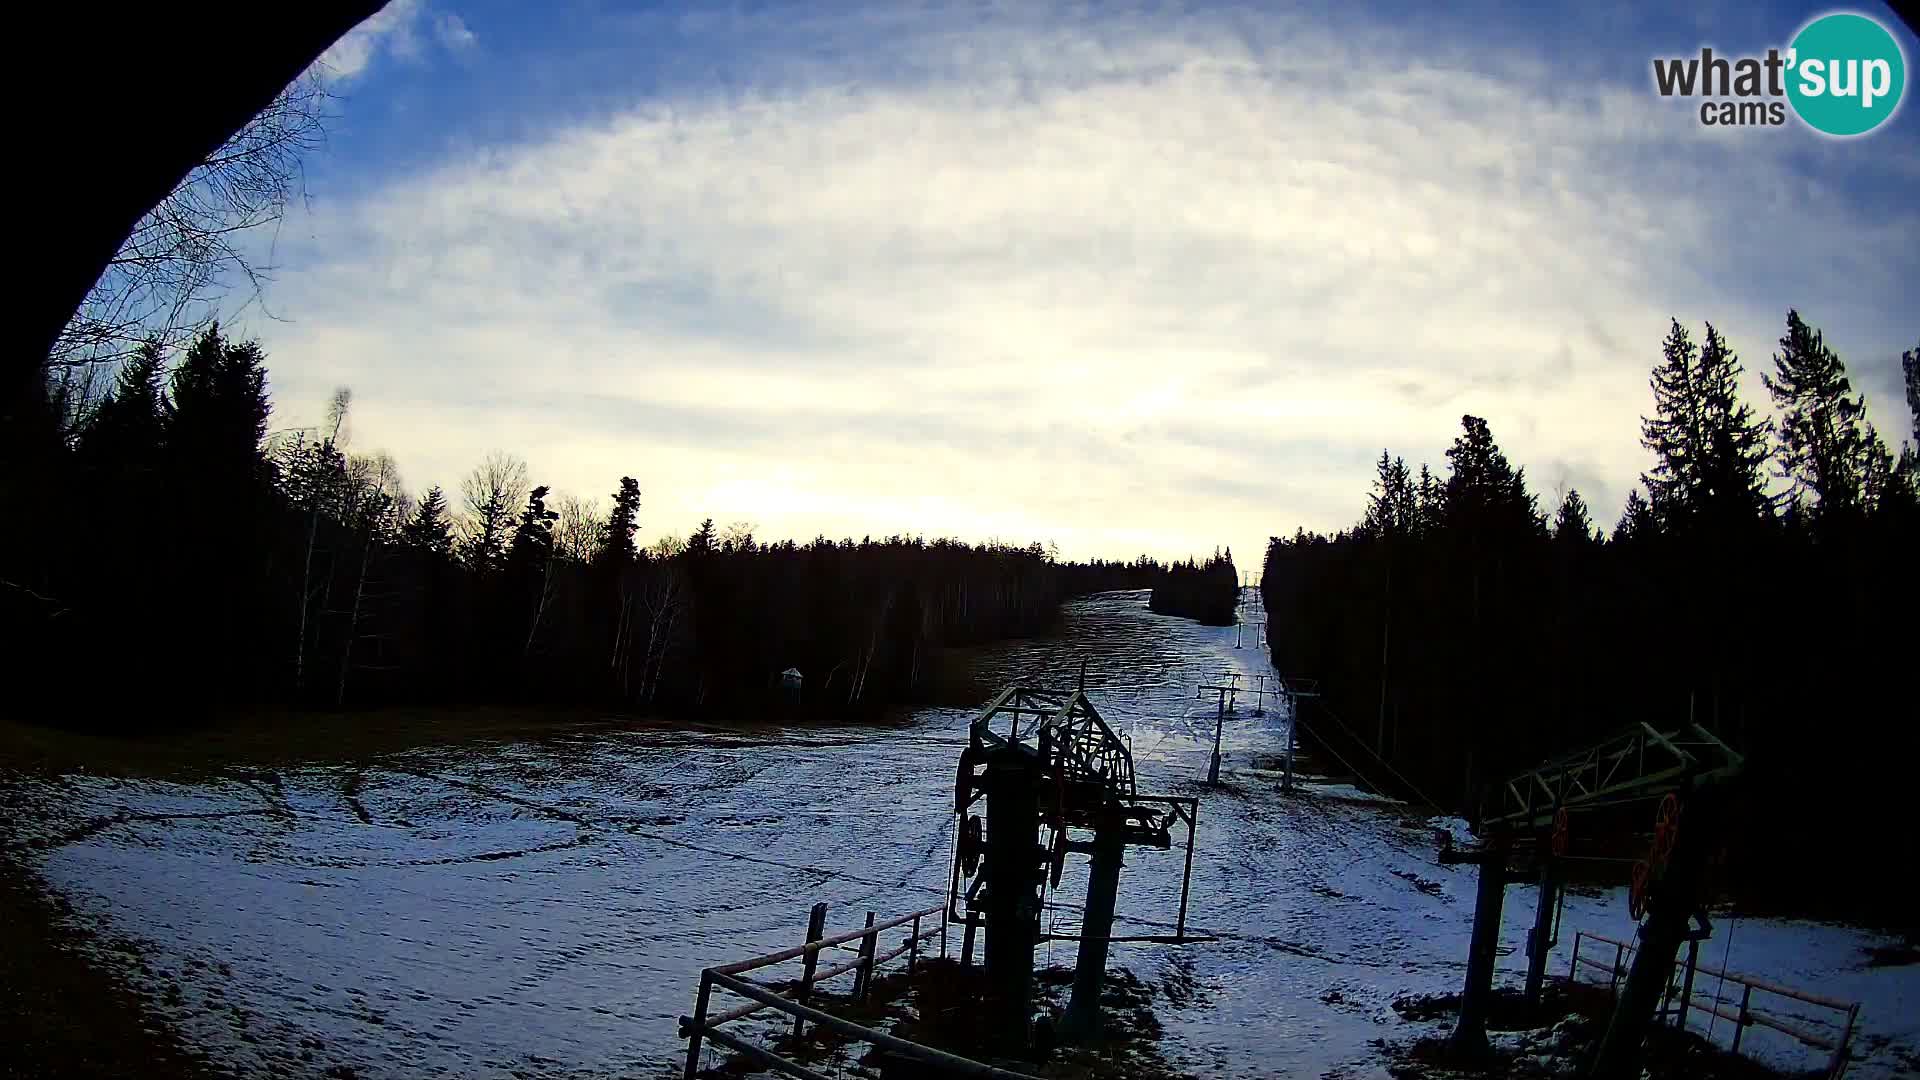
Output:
top-left (259, 5), bottom-right (1919, 566)
top-left (316, 0), bottom-right (476, 83)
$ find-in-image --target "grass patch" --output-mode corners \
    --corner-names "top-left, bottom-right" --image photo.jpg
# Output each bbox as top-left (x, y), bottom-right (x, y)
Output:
top-left (0, 704), bottom-right (689, 779)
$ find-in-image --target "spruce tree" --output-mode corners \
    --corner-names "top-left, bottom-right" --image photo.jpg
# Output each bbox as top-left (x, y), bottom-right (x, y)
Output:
top-left (402, 486), bottom-right (454, 557)
top-left (164, 323), bottom-right (272, 499)
top-left (1640, 320), bottom-right (1771, 531)
top-left (601, 477), bottom-right (641, 564)
top-left (1613, 489), bottom-right (1657, 544)
top-left (1442, 415), bottom-right (1543, 539)
top-left (687, 517), bottom-right (717, 556)
top-left (1363, 451), bottom-right (1415, 539)
top-left (78, 341), bottom-right (168, 470)
top-left (1763, 310), bottom-right (1872, 519)
top-left (1415, 464), bottom-right (1441, 537)
top-left (1552, 489), bottom-right (1597, 545)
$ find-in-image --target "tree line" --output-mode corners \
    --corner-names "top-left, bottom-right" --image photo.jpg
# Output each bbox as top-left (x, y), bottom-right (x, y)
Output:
top-left (1148, 549), bottom-right (1240, 625)
top-left (4, 326), bottom-right (1177, 724)
top-left (1260, 311), bottom-right (1918, 925)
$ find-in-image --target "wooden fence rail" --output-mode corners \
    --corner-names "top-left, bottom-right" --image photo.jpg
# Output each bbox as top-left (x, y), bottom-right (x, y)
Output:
top-left (1566, 929), bottom-right (1861, 1079)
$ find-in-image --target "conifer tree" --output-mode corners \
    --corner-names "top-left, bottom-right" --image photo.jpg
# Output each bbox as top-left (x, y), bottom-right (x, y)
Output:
top-left (508, 485), bottom-right (559, 569)
top-left (600, 477), bottom-right (641, 564)
top-left (402, 486), bottom-right (454, 557)
top-left (1363, 452), bottom-right (1417, 539)
top-left (459, 451), bottom-right (528, 575)
top-left (78, 341), bottom-right (168, 470)
top-left (165, 323), bottom-right (271, 488)
top-left (1613, 488), bottom-right (1657, 544)
top-left (1415, 464), bottom-right (1441, 537)
top-left (1552, 489), bottom-right (1597, 545)
top-left (1763, 310), bottom-right (1872, 519)
top-left (1640, 320), bottom-right (1772, 531)
top-left (1442, 415), bottom-right (1543, 539)
top-left (687, 517), bottom-right (717, 556)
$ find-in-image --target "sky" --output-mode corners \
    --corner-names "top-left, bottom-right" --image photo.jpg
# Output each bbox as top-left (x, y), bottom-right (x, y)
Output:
top-left (230, 0), bottom-right (1920, 570)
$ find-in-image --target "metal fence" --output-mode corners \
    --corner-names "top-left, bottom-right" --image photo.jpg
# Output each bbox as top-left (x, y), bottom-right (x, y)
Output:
top-left (678, 901), bottom-right (1042, 1080)
top-left (1567, 929), bottom-right (1861, 1078)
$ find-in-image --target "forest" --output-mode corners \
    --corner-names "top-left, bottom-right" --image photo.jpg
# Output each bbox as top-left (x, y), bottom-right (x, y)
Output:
top-left (1148, 550), bottom-right (1241, 625)
top-left (2, 327), bottom-right (1176, 725)
top-left (1261, 311), bottom-right (1919, 927)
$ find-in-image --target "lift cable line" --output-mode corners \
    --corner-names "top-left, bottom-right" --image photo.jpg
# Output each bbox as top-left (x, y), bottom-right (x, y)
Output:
top-left (1284, 690), bottom-right (1447, 812)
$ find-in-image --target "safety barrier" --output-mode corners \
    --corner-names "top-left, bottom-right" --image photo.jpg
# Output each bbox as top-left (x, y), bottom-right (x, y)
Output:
top-left (677, 901), bottom-right (1041, 1080)
top-left (1567, 929), bottom-right (1861, 1078)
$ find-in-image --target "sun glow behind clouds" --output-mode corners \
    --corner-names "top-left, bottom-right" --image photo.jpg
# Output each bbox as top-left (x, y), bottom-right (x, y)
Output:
top-left (255, 2), bottom-right (1918, 564)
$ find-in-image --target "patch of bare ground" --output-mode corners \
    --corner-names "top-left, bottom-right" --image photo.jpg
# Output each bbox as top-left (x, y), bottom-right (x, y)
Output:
top-left (1376, 983), bottom-right (1819, 1080)
top-left (693, 958), bottom-right (1194, 1079)
top-left (0, 854), bottom-right (215, 1080)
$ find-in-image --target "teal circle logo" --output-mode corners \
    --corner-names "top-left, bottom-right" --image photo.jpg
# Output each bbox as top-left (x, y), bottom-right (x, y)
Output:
top-left (1786, 13), bottom-right (1906, 136)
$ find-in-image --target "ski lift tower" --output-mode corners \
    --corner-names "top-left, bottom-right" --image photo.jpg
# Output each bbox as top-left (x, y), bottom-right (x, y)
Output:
top-left (1437, 721), bottom-right (1744, 1076)
top-left (949, 677), bottom-right (1201, 1044)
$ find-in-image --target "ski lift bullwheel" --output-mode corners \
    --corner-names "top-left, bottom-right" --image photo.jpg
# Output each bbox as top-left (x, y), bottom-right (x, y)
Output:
top-left (1048, 826), bottom-right (1067, 889)
top-left (954, 745), bottom-right (982, 815)
top-left (958, 813), bottom-right (983, 878)
top-left (1652, 793), bottom-right (1681, 866)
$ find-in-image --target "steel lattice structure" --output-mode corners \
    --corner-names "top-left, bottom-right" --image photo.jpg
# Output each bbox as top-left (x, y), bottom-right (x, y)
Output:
top-left (1479, 722), bottom-right (1745, 834)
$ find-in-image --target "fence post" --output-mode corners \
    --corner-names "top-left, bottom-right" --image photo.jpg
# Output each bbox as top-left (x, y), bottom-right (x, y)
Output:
top-left (1827, 1002), bottom-right (1858, 1078)
top-left (940, 909), bottom-right (949, 959)
top-left (1569, 933), bottom-right (1582, 986)
top-left (1611, 941), bottom-right (1625, 996)
top-left (1732, 983), bottom-right (1753, 1054)
top-left (855, 911), bottom-right (878, 1002)
top-left (909, 914), bottom-right (921, 974)
top-left (1676, 937), bottom-right (1699, 1031)
top-left (961, 915), bottom-right (977, 966)
top-left (792, 901), bottom-right (828, 1041)
top-left (682, 969), bottom-right (713, 1080)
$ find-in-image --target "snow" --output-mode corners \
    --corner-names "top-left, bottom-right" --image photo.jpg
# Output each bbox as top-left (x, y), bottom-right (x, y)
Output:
top-left (4, 590), bottom-right (1915, 1079)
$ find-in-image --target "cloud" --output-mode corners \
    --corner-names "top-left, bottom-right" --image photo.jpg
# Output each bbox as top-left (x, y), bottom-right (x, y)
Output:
top-left (434, 13), bottom-right (476, 52)
top-left (257, 3), bottom-right (1920, 565)
top-left (316, 1), bottom-right (476, 83)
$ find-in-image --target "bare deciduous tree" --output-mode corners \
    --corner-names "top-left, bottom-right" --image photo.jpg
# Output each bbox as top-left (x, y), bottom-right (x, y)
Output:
top-left (554, 494), bottom-right (607, 564)
top-left (636, 560), bottom-right (690, 705)
top-left (460, 451), bottom-right (530, 574)
top-left (720, 520), bottom-right (758, 552)
top-left (287, 386), bottom-right (352, 695)
top-left (50, 77), bottom-right (333, 379)
top-left (336, 450), bottom-right (404, 705)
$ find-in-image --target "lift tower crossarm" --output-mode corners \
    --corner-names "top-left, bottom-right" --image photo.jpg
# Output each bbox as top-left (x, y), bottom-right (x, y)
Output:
top-left (1479, 722), bottom-right (1745, 834)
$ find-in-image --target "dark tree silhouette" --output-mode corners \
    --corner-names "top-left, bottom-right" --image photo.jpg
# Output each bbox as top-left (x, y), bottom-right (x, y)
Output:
top-left (1764, 310), bottom-right (1874, 520)
top-left (601, 477), bottom-right (642, 565)
top-left (1149, 549), bottom-right (1238, 624)
top-left (402, 487), bottom-right (454, 558)
top-left (1552, 489), bottom-right (1597, 545)
top-left (1261, 313), bottom-right (1916, 927)
top-left (1613, 488), bottom-right (1656, 545)
top-left (1641, 320), bottom-right (1773, 532)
